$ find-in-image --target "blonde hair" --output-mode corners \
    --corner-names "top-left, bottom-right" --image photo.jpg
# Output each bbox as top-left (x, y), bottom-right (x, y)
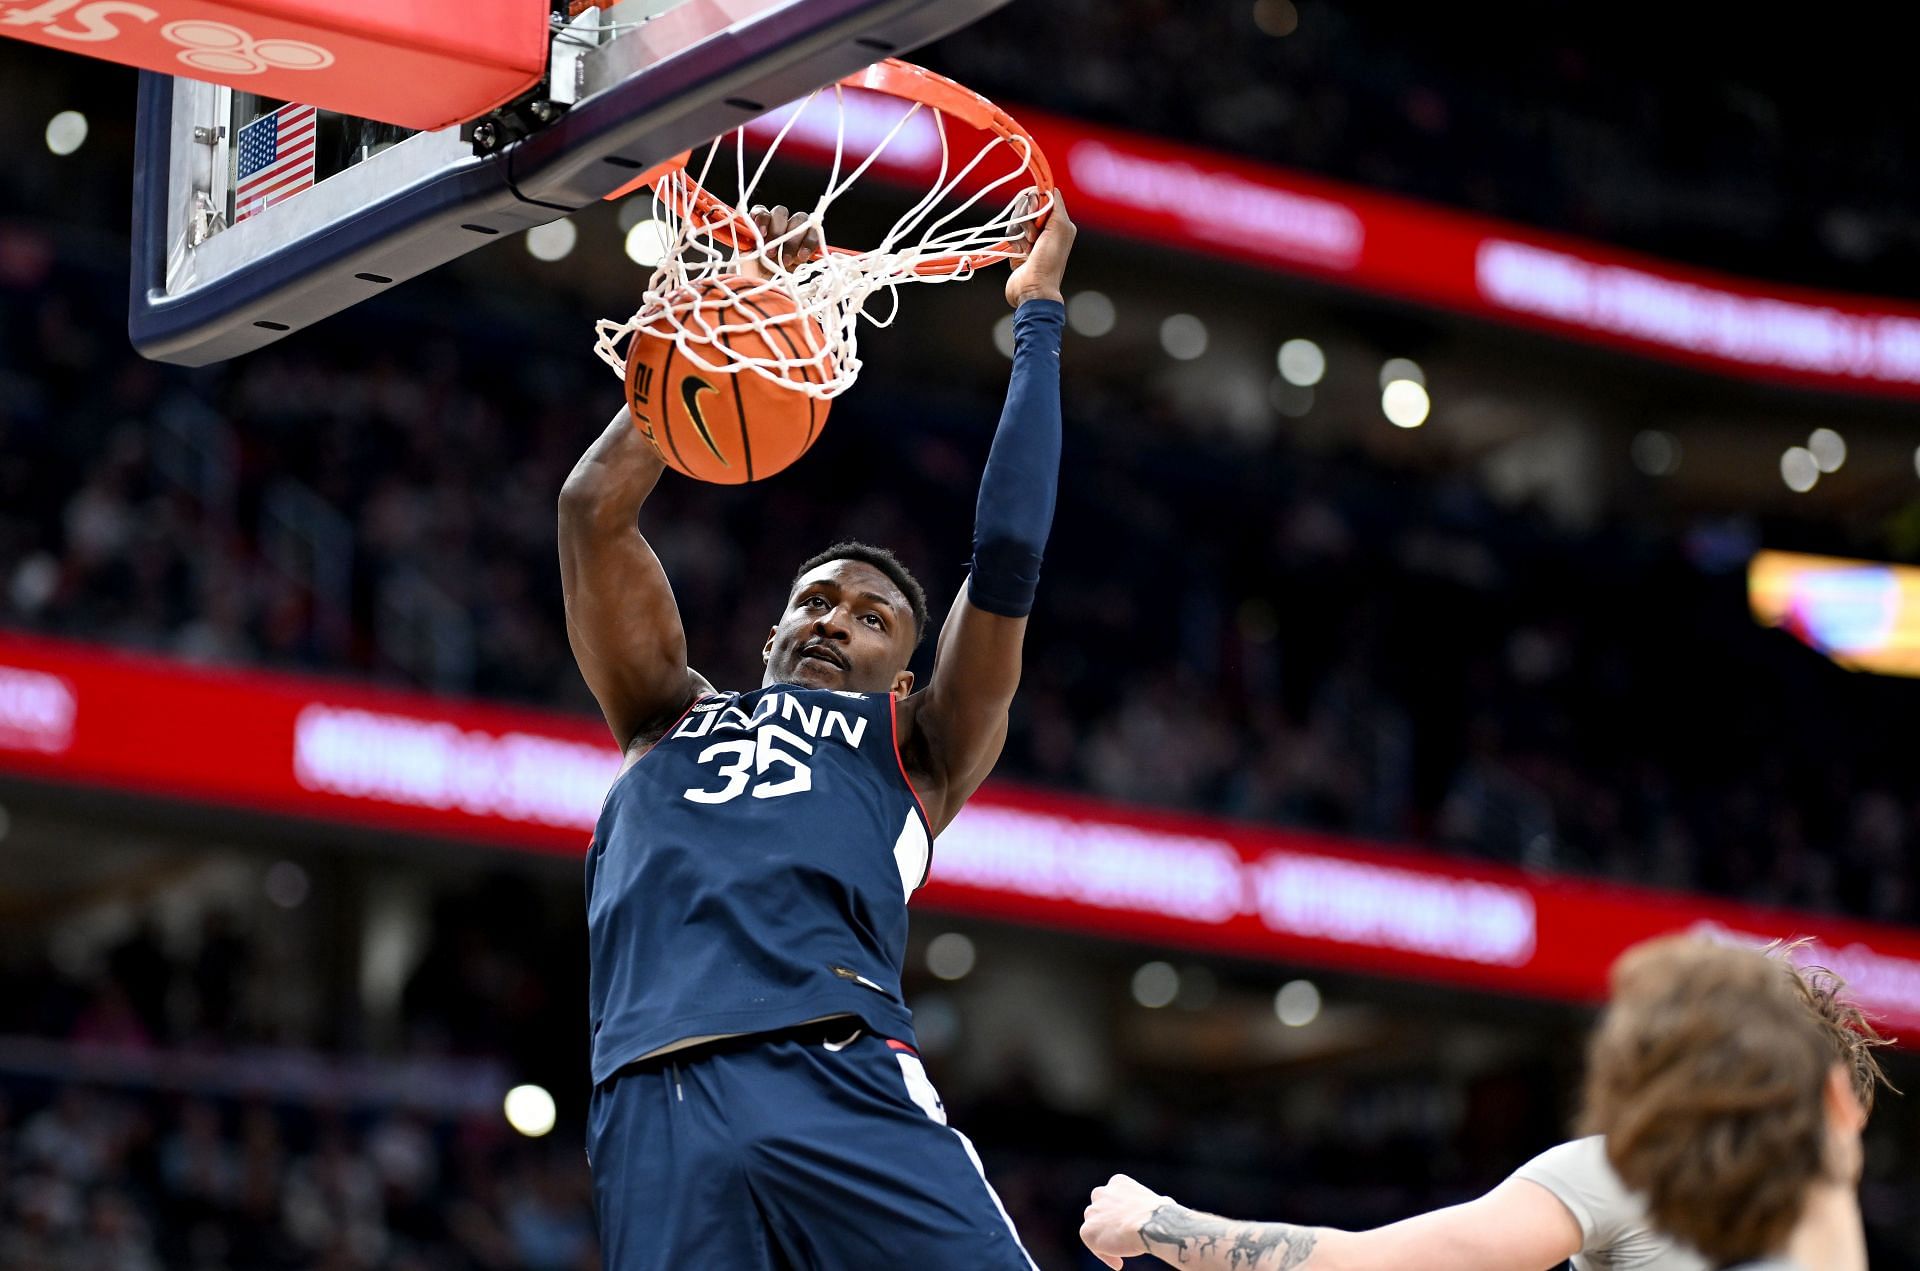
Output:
top-left (1578, 936), bottom-right (1871, 1264)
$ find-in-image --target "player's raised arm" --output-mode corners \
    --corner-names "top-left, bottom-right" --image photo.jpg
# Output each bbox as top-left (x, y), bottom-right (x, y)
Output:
top-left (558, 407), bottom-right (710, 751)
top-left (1080, 1172), bottom-right (1584, 1271)
top-left (896, 197), bottom-right (1076, 833)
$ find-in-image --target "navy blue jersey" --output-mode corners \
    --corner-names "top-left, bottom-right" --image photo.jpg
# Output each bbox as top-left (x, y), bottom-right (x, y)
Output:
top-left (586, 683), bottom-right (931, 1084)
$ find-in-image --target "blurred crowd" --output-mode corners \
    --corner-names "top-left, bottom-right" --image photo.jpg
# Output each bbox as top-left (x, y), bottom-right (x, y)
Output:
top-left (928, 0), bottom-right (1920, 295)
top-left (0, 1083), bottom-right (596, 1271)
top-left (0, 879), bottom-right (596, 1271)
top-left (4, 231), bottom-right (1917, 928)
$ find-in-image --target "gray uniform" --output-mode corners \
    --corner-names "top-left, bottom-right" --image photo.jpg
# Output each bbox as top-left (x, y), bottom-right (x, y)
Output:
top-left (1507, 1137), bottom-right (1707, 1271)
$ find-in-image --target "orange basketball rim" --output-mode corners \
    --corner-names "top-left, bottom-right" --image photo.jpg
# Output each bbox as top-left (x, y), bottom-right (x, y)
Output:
top-left (611, 58), bottom-right (1055, 278)
top-left (592, 56), bottom-right (1055, 422)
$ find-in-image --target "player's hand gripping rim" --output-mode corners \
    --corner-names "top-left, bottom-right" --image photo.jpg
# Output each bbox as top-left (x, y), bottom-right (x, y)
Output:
top-left (740, 204), bottom-right (824, 282)
top-left (1005, 191), bottom-right (1075, 309)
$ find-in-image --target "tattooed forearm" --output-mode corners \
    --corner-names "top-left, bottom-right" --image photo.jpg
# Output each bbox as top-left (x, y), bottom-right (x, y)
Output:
top-left (1139, 1203), bottom-right (1319, 1270)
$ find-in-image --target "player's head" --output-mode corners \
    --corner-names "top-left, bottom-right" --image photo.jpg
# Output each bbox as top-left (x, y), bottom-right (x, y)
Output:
top-left (1578, 936), bottom-right (1879, 1265)
top-left (764, 541), bottom-right (930, 695)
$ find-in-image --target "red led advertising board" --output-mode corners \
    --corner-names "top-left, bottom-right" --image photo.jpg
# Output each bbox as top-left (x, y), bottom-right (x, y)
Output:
top-left (736, 94), bottom-right (1920, 398)
top-left (3, 630), bottom-right (1918, 1036)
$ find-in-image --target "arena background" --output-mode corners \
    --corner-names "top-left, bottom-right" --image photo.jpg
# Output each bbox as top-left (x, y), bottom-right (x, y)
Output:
top-left (4, 3), bottom-right (1920, 1267)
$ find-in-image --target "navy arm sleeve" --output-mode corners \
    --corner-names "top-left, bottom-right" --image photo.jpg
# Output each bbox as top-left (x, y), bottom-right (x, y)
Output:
top-left (968, 298), bottom-right (1065, 618)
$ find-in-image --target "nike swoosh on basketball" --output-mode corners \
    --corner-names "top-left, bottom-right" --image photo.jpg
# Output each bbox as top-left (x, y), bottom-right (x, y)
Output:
top-left (680, 376), bottom-right (728, 464)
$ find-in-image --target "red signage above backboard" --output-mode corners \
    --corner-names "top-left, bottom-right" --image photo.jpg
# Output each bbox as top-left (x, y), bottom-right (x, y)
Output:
top-left (0, 0), bottom-right (546, 130)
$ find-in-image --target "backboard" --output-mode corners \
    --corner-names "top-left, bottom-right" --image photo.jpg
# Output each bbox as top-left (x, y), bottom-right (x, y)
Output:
top-left (130, 0), bottom-right (1012, 365)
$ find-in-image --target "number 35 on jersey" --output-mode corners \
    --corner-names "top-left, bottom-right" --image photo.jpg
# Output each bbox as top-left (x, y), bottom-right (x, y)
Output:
top-left (674, 690), bottom-right (871, 806)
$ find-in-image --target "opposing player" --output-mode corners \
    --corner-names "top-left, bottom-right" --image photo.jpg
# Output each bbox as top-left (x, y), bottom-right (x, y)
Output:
top-left (1078, 945), bottom-right (1890, 1271)
top-left (1581, 937), bottom-right (1877, 1271)
top-left (559, 198), bottom-right (1074, 1269)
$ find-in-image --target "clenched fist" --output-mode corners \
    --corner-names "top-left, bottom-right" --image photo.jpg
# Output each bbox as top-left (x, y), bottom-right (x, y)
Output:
top-left (1081, 1173), bottom-right (1172, 1269)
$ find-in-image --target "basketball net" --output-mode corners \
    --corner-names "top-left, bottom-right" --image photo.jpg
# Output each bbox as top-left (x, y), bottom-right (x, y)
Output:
top-left (591, 70), bottom-right (1054, 401)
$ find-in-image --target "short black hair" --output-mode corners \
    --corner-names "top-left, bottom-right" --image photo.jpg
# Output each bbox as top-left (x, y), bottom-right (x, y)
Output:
top-left (791, 541), bottom-right (931, 647)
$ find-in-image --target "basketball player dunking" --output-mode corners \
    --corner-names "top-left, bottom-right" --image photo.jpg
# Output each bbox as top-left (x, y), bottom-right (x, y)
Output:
top-left (559, 199), bottom-right (1075, 1268)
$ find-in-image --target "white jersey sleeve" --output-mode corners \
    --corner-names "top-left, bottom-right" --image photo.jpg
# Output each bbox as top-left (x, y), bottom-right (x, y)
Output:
top-left (1507, 1137), bottom-right (1709, 1271)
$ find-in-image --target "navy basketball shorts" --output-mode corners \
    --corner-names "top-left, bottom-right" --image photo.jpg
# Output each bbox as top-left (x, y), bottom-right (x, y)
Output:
top-left (588, 1024), bottom-right (1038, 1270)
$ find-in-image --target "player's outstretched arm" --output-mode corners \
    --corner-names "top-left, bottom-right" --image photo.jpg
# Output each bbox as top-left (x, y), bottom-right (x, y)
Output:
top-left (1080, 1173), bottom-right (1583, 1271)
top-left (558, 407), bottom-right (710, 751)
top-left (898, 197), bottom-right (1075, 833)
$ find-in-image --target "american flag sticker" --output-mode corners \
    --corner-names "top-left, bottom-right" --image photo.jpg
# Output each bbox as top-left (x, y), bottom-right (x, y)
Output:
top-left (234, 103), bottom-right (317, 223)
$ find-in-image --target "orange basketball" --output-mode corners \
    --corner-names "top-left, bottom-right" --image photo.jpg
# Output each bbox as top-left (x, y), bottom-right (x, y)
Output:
top-left (623, 276), bottom-right (832, 484)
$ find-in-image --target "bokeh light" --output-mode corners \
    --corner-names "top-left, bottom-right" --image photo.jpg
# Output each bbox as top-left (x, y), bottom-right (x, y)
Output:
top-left (623, 218), bottom-right (674, 267)
top-left (1159, 314), bottom-right (1209, 361)
top-left (1807, 427), bottom-right (1846, 473)
top-left (525, 219), bottom-right (578, 263)
top-left (504, 1085), bottom-right (557, 1138)
top-left (1275, 979), bottom-right (1321, 1027)
top-left (1277, 338), bottom-right (1326, 386)
top-left (45, 110), bottom-right (88, 156)
top-left (1068, 290), bottom-right (1117, 337)
top-left (1781, 447), bottom-right (1819, 493)
top-left (1131, 961), bottom-right (1179, 1008)
top-left (926, 932), bottom-right (977, 981)
top-left (1381, 379), bottom-right (1430, 428)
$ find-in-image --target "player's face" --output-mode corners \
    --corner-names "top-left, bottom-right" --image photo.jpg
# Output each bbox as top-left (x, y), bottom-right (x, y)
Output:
top-left (764, 560), bottom-right (916, 695)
